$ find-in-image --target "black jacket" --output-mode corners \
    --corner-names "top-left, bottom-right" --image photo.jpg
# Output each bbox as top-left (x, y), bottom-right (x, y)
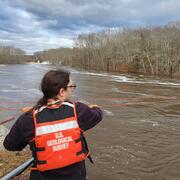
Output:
top-left (3, 102), bottom-right (103, 180)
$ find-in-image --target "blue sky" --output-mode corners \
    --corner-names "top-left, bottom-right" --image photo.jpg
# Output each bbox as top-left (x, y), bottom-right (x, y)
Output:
top-left (0, 0), bottom-right (180, 54)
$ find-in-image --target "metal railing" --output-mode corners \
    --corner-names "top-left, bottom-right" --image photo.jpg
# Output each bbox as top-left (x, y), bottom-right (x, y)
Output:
top-left (0, 158), bottom-right (34, 180)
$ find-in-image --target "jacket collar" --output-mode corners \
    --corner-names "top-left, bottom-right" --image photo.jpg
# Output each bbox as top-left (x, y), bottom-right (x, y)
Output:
top-left (47, 98), bottom-right (63, 107)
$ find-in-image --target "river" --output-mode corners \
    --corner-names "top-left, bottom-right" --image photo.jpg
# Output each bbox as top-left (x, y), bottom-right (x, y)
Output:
top-left (0, 64), bottom-right (180, 180)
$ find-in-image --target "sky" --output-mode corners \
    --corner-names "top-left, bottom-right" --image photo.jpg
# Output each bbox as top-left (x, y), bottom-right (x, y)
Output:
top-left (0, 0), bottom-right (180, 54)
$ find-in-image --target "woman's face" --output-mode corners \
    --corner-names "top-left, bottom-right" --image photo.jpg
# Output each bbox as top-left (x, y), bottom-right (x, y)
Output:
top-left (58, 78), bottom-right (76, 101)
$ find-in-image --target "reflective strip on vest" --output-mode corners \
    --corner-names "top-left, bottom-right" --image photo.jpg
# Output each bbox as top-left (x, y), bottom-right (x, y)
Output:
top-left (38, 106), bottom-right (47, 112)
top-left (61, 102), bottom-right (74, 108)
top-left (36, 120), bottom-right (78, 136)
top-left (37, 102), bottom-right (74, 113)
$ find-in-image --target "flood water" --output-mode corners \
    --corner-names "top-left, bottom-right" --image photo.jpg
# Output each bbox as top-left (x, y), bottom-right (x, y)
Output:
top-left (0, 64), bottom-right (180, 180)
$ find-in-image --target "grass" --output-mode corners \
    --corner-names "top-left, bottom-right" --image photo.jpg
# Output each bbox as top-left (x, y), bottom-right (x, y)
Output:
top-left (0, 149), bottom-right (31, 179)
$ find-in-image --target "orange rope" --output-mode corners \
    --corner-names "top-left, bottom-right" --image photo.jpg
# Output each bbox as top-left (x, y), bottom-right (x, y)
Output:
top-left (0, 95), bottom-right (179, 125)
top-left (0, 117), bottom-right (15, 125)
top-left (0, 95), bottom-right (179, 105)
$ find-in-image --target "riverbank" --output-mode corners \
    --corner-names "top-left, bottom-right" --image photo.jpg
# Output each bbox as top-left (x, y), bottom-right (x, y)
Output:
top-left (1, 62), bottom-right (180, 80)
top-left (0, 126), bottom-right (31, 179)
top-left (0, 150), bottom-right (31, 179)
top-left (0, 126), bottom-right (9, 151)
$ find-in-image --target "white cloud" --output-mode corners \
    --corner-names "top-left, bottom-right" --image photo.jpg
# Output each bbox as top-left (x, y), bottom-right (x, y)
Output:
top-left (0, 0), bottom-right (180, 54)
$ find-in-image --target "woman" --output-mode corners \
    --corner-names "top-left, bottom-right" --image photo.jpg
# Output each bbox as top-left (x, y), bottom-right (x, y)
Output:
top-left (3, 69), bottom-right (103, 180)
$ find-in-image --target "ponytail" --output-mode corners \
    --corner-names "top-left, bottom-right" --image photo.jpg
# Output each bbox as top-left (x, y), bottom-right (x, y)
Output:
top-left (34, 96), bottom-right (48, 110)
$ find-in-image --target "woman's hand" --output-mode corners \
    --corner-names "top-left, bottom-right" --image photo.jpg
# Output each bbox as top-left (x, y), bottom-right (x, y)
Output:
top-left (88, 104), bottom-right (100, 108)
top-left (21, 106), bottom-right (33, 112)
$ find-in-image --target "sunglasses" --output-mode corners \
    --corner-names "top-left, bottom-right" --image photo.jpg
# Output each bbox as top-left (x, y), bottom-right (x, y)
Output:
top-left (66, 84), bottom-right (77, 89)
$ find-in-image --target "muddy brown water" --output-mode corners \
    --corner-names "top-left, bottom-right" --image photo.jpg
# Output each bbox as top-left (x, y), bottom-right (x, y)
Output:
top-left (0, 64), bottom-right (180, 180)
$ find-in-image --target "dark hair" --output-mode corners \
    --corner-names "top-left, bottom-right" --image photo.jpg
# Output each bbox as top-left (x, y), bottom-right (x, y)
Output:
top-left (34, 69), bottom-right (70, 110)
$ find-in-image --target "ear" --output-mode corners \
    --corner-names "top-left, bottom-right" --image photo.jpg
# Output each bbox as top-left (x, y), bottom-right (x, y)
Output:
top-left (59, 88), bottom-right (64, 97)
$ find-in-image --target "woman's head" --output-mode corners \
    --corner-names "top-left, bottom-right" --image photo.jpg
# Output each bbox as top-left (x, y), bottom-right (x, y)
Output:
top-left (34, 69), bottom-right (76, 109)
top-left (41, 69), bottom-right (70, 99)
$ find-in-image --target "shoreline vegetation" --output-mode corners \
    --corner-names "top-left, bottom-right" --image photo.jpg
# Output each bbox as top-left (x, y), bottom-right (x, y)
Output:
top-left (1, 22), bottom-right (180, 78)
top-left (0, 46), bottom-right (33, 64)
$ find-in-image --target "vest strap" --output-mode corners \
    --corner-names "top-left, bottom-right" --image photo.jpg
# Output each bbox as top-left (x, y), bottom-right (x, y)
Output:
top-left (37, 160), bottom-right (47, 165)
top-left (76, 149), bottom-right (88, 156)
top-left (76, 150), bottom-right (94, 164)
top-left (87, 154), bottom-right (94, 164)
top-left (36, 147), bottom-right (45, 152)
top-left (75, 135), bottom-right (84, 143)
top-left (75, 133), bottom-right (94, 164)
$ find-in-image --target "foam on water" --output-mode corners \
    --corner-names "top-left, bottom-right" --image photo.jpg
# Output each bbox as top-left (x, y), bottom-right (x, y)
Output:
top-left (103, 109), bottom-right (114, 116)
top-left (0, 70), bottom-right (12, 74)
top-left (111, 87), bottom-right (152, 96)
top-left (111, 75), bottom-right (132, 82)
top-left (113, 76), bottom-right (180, 87)
top-left (72, 70), bottom-right (180, 87)
top-left (129, 80), bottom-right (180, 86)
top-left (73, 70), bottom-right (180, 87)
top-left (28, 64), bottom-right (53, 71)
top-left (140, 119), bottom-right (159, 127)
top-left (1, 88), bottom-right (42, 96)
top-left (72, 70), bottom-right (131, 84)
top-left (72, 71), bottom-right (109, 77)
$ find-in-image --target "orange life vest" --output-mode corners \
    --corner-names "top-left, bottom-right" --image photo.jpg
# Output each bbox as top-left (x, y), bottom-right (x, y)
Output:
top-left (30, 101), bottom-right (92, 171)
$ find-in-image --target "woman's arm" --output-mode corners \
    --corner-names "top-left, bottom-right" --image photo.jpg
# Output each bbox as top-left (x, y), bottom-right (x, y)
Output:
top-left (3, 112), bottom-right (34, 151)
top-left (75, 102), bottom-right (103, 131)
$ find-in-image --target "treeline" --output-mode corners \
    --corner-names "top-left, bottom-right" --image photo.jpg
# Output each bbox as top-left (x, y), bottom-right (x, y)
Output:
top-left (0, 46), bottom-right (29, 64)
top-left (35, 22), bottom-right (180, 77)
